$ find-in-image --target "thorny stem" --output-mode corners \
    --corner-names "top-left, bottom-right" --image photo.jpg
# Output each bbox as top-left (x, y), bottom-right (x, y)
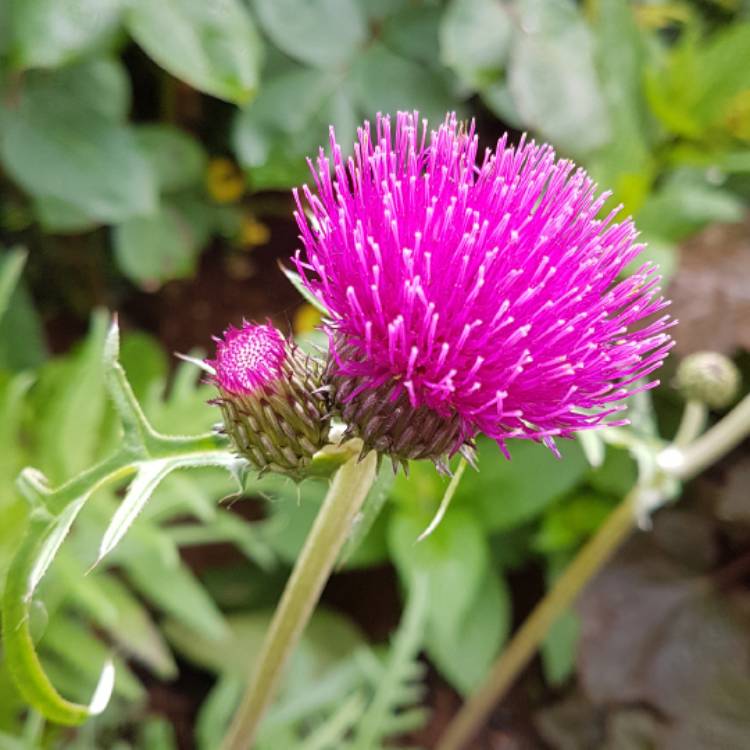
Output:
top-left (438, 391), bottom-right (750, 750)
top-left (221, 449), bottom-right (378, 750)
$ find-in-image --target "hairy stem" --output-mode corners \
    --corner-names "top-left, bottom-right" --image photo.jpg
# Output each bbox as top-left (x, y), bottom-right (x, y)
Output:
top-left (221, 449), bottom-right (378, 750)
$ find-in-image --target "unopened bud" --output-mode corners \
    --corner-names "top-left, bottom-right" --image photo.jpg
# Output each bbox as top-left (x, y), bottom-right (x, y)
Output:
top-left (208, 322), bottom-right (330, 480)
top-left (675, 351), bottom-right (741, 409)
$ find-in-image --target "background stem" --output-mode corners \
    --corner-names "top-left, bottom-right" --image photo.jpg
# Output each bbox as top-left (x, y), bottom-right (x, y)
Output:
top-left (436, 491), bottom-right (638, 750)
top-left (439, 390), bottom-right (750, 749)
top-left (673, 399), bottom-right (707, 447)
top-left (220, 449), bottom-right (377, 750)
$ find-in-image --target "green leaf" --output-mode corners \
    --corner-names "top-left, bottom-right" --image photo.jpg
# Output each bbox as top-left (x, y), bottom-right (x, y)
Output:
top-left (534, 493), bottom-right (614, 556)
top-left (338, 463), bottom-right (395, 568)
top-left (0, 247), bottom-right (26, 325)
top-left (2, 514), bottom-right (113, 725)
top-left (348, 575), bottom-right (429, 750)
top-left (279, 264), bottom-right (329, 314)
top-left (123, 546), bottom-right (228, 642)
top-left (113, 204), bottom-right (200, 287)
top-left (636, 169), bottom-right (745, 242)
top-left (0, 278), bottom-right (47, 372)
top-left (508, 0), bottom-right (610, 156)
top-left (135, 125), bottom-right (208, 193)
top-left (427, 567), bottom-right (510, 694)
top-left (7, 0), bottom-right (123, 70)
top-left (33, 311), bottom-right (109, 482)
top-left (252, 0), bottom-right (366, 69)
top-left (542, 609), bottom-right (578, 687)
top-left (388, 507), bottom-right (488, 645)
top-left (457, 438), bottom-right (588, 531)
top-left (351, 43), bottom-right (460, 127)
top-left (588, 0), bottom-right (653, 213)
top-left (70, 573), bottom-right (177, 679)
top-left (379, 4), bottom-right (442, 66)
top-left (646, 22), bottom-right (750, 139)
top-left (32, 196), bottom-right (98, 234)
top-left (232, 66), bottom-right (356, 190)
top-left (126, 0), bottom-right (262, 104)
top-left (41, 614), bottom-right (143, 703)
top-left (0, 64), bottom-right (155, 223)
top-left (440, 0), bottom-right (512, 88)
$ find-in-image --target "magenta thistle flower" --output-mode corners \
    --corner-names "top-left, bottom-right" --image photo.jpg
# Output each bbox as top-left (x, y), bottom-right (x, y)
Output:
top-left (208, 321), bottom-right (330, 479)
top-left (209, 322), bottom-right (287, 396)
top-left (293, 112), bottom-right (674, 463)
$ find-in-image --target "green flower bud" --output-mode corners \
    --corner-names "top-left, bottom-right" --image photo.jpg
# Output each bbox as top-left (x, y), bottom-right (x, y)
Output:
top-left (675, 351), bottom-right (741, 409)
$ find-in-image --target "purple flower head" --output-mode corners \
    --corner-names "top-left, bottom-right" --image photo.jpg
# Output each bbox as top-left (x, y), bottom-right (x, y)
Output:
top-left (207, 321), bottom-right (331, 479)
top-left (209, 322), bottom-right (286, 396)
top-left (293, 112), bottom-right (674, 460)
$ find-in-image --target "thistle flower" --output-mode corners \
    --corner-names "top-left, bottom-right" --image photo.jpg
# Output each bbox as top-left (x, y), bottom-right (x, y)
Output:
top-left (293, 112), bottom-right (674, 466)
top-left (208, 322), bottom-right (329, 480)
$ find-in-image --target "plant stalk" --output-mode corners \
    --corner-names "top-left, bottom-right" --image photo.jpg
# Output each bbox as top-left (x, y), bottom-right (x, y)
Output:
top-left (438, 391), bottom-right (750, 750)
top-left (436, 490), bottom-right (638, 750)
top-left (673, 399), bottom-right (707, 447)
top-left (221, 449), bottom-right (377, 750)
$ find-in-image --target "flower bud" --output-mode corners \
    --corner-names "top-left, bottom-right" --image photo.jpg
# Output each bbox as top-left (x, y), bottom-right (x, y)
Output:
top-left (208, 322), bottom-right (330, 480)
top-left (675, 351), bottom-right (741, 409)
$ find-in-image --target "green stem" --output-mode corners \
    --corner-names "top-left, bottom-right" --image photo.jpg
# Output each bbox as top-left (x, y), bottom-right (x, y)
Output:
top-left (221, 449), bottom-right (378, 750)
top-left (673, 399), bottom-right (708, 447)
top-left (438, 390), bottom-right (750, 750)
top-left (673, 392), bottom-right (750, 480)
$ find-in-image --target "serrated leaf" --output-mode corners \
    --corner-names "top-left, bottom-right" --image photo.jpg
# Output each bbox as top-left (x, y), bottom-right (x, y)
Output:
top-left (2, 515), bottom-right (112, 725)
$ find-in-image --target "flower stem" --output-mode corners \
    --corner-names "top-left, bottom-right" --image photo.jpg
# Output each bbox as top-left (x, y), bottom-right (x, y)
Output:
top-left (220, 449), bottom-right (378, 750)
top-left (673, 399), bottom-right (708, 447)
top-left (438, 391), bottom-right (750, 750)
top-left (674, 392), bottom-right (750, 480)
top-left (436, 490), bottom-right (638, 750)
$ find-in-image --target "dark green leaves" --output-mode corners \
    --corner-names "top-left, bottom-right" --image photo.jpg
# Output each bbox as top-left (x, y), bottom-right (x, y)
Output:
top-left (126, 0), bottom-right (263, 104)
top-left (6, 0), bottom-right (123, 70)
top-left (252, 0), bottom-right (366, 69)
top-left (0, 60), bottom-right (155, 224)
top-left (440, 0), bottom-right (512, 88)
top-left (508, 0), bottom-right (610, 156)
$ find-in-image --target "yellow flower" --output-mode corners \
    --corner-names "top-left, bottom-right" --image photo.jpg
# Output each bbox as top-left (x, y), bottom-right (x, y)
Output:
top-left (206, 157), bottom-right (245, 203)
top-left (239, 213), bottom-right (271, 248)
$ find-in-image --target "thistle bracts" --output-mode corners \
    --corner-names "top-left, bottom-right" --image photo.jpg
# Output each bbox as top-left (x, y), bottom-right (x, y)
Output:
top-left (331, 338), bottom-right (474, 471)
top-left (208, 322), bottom-right (330, 480)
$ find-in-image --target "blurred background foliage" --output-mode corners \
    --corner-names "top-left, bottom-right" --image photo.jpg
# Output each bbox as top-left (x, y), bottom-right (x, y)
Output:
top-left (1, 0), bottom-right (750, 748)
